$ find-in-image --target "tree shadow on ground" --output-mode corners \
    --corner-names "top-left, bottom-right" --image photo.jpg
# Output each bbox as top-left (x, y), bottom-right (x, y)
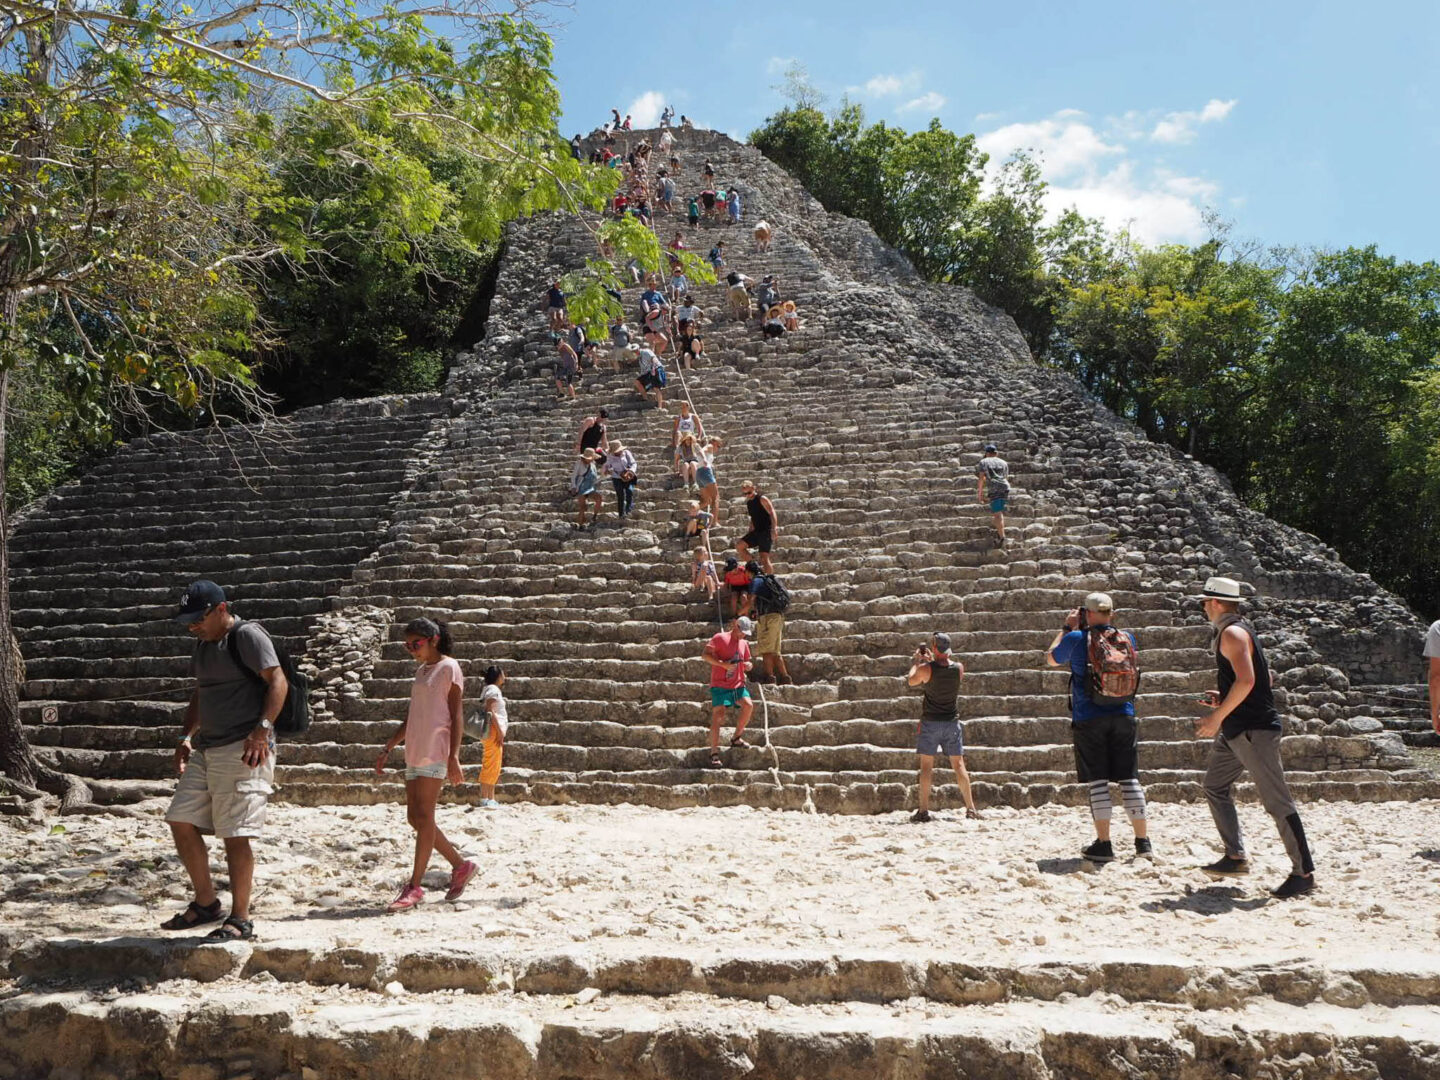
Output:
top-left (1140, 886), bottom-right (1270, 915)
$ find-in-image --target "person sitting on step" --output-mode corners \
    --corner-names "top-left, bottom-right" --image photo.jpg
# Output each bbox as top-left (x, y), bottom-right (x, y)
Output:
top-left (685, 499), bottom-right (714, 539)
top-left (374, 617), bottom-right (478, 911)
top-left (762, 305), bottom-right (785, 339)
top-left (675, 432), bottom-right (704, 493)
top-left (672, 398), bottom-right (705, 460)
top-left (676, 294), bottom-right (705, 368)
top-left (782, 300), bottom-right (800, 332)
top-left (721, 555), bottom-right (754, 619)
top-left (692, 546), bottom-right (719, 600)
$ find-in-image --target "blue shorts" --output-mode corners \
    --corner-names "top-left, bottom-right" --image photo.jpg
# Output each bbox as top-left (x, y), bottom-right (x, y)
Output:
top-left (710, 686), bottom-right (751, 708)
top-left (405, 762), bottom-right (448, 781)
top-left (696, 466), bottom-right (716, 487)
top-left (989, 497), bottom-right (1008, 513)
top-left (917, 719), bottom-right (964, 757)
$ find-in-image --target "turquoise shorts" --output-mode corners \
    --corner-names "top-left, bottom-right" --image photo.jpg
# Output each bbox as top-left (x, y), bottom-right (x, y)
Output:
top-left (989, 497), bottom-right (1008, 513)
top-left (710, 686), bottom-right (751, 708)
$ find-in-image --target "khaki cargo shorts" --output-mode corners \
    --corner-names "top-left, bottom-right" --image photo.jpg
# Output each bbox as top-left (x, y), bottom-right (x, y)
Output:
top-left (756, 613), bottom-right (784, 655)
top-left (165, 739), bottom-right (276, 839)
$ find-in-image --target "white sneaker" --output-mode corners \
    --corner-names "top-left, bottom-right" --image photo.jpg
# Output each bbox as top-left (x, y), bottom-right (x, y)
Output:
top-left (480, 798), bottom-right (501, 810)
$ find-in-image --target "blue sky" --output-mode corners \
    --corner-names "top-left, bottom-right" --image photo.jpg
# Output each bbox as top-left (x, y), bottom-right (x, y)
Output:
top-left (550, 0), bottom-right (1439, 261)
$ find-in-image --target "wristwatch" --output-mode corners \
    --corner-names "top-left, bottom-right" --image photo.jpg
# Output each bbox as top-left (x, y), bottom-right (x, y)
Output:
top-left (257, 718), bottom-right (274, 733)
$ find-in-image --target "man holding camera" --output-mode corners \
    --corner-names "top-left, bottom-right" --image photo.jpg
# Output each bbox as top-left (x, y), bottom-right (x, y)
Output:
top-left (905, 633), bottom-right (979, 823)
top-left (1046, 593), bottom-right (1149, 861)
top-left (1194, 576), bottom-right (1315, 899)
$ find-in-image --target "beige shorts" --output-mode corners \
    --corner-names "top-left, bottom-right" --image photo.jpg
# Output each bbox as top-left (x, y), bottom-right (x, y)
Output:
top-left (757, 613), bottom-right (784, 655)
top-left (165, 739), bottom-right (276, 839)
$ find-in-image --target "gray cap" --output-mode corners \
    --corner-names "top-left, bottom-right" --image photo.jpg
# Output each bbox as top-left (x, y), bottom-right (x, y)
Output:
top-left (735, 616), bottom-right (755, 635)
top-left (1083, 592), bottom-right (1114, 613)
top-left (932, 632), bottom-right (951, 654)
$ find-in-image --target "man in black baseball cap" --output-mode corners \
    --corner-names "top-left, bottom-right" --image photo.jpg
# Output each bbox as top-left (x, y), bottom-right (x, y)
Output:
top-left (161, 580), bottom-right (288, 941)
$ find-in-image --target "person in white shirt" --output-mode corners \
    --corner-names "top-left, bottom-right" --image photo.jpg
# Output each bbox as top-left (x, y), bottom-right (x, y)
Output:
top-left (1424, 619), bottom-right (1440, 735)
top-left (476, 665), bottom-right (507, 809)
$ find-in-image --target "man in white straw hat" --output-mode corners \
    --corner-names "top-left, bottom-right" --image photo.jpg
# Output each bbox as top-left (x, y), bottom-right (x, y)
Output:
top-left (1194, 576), bottom-right (1316, 899)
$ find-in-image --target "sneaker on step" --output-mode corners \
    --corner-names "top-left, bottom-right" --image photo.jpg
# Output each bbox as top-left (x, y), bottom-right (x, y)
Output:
top-left (386, 884), bottom-right (424, 912)
top-left (480, 798), bottom-right (501, 810)
top-left (910, 809), bottom-right (932, 823)
top-left (1134, 837), bottom-right (1153, 857)
top-left (1271, 874), bottom-right (1315, 899)
top-left (445, 860), bottom-right (479, 901)
top-left (1081, 839), bottom-right (1115, 862)
top-left (1200, 855), bottom-right (1250, 877)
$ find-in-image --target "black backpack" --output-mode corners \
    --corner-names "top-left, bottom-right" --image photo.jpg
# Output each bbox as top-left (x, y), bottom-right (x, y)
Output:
top-left (754, 574), bottom-right (791, 615)
top-left (230, 620), bottom-right (312, 735)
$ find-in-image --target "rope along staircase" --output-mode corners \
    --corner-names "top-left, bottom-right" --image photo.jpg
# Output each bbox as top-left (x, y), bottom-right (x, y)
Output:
top-left (11, 128), bottom-right (1436, 811)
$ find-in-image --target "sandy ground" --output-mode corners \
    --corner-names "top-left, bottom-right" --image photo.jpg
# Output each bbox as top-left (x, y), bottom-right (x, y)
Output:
top-left (3, 799), bottom-right (1440, 971)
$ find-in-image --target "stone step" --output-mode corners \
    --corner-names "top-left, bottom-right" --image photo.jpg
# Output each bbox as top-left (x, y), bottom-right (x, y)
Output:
top-left (5, 979), bottom-right (1437, 1080)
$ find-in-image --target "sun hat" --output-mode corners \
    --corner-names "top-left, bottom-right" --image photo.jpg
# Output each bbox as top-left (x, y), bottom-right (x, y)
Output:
top-left (581, 449), bottom-right (599, 461)
top-left (1199, 576), bottom-right (1243, 601)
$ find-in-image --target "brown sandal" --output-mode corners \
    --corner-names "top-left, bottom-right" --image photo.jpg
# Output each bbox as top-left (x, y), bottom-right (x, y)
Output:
top-left (730, 737), bottom-right (752, 749)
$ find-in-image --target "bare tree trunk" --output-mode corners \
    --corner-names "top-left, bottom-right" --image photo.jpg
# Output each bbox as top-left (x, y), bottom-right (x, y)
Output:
top-left (0, 292), bottom-right (92, 811)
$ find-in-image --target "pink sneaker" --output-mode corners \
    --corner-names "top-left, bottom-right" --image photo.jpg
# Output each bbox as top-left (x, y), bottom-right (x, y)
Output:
top-left (386, 884), bottom-right (424, 912)
top-left (445, 860), bottom-right (479, 901)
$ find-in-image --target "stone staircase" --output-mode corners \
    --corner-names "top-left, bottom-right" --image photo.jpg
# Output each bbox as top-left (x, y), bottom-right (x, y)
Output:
top-left (12, 127), bottom-right (1437, 810)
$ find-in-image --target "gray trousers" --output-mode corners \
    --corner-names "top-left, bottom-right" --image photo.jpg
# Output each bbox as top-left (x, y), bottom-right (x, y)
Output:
top-left (1203, 729), bottom-right (1314, 875)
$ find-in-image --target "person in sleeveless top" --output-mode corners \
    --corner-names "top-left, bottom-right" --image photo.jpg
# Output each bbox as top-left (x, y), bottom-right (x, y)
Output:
top-left (1194, 577), bottom-right (1316, 899)
top-left (737, 480), bottom-right (778, 575)
top-left (904, 633), bottom-right (978, 822)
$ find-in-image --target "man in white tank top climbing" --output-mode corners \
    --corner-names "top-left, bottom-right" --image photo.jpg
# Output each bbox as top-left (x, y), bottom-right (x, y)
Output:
top-left (1194, 577), bottom-right (1316, 899)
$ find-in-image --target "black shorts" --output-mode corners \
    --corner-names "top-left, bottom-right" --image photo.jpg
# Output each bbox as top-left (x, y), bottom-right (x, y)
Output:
top-left (741, 529), bottom-right (773, 553)
top-left (1071, 712), bottom-right (1139, 783)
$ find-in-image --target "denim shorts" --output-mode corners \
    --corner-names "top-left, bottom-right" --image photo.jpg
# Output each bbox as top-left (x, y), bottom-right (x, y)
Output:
top-left (916, 719), bottom-right (965, 757)
top-left (405, 761), bottom-right (448, 781)
top-left (696, 466), bottom-right (716, 487)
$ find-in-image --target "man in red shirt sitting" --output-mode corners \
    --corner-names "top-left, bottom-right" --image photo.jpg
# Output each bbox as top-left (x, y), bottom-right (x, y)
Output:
top-left (702, 616), bottom-right (755, 768)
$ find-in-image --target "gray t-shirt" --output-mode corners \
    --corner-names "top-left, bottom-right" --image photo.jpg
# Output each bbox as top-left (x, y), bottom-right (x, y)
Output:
top-left (191, 620), bottom-right (280, 750)
top-left (1424, 620), bottom-right (1440, 659)
top-left (975, 456), bottom-right (1010, 497)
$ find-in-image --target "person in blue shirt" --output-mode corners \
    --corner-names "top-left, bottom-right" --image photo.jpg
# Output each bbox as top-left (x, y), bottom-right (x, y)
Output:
top-left (1045, 591), bottom-right (1149, 863)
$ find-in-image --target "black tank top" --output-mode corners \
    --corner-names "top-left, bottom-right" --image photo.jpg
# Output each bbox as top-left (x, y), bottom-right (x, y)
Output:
top-left (1217, 624), bottom-right (1282, 737)
top-left (579, 421), bottom-right (605, 451)
top-left (921, 662), bottom-right (961, 723)
top-left (747, 494), bottom-right (773, 533)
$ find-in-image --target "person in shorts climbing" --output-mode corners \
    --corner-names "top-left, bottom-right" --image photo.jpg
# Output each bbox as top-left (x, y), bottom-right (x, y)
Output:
top-left (162, 580), bottom-right (288, 941)
top-left (976, 443), bottom-right (1011, 546)
top-left (702, 616), bottom-right (755, 767)
top-left (737, 480), bottom-right (778, 575)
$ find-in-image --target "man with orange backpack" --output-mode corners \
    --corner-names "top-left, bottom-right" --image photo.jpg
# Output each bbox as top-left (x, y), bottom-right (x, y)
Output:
top-left (1045, 591), bottom-right (1148, 863)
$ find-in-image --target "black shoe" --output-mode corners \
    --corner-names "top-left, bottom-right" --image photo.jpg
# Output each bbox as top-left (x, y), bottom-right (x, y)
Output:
top-left (1201, 855), bottom-right (1251, 877)
top-left (910, 809), bottom-right (932, 823)
top-left (1134, 837), bottom-right (1153, 857)
top-left (1272, 874), bottom-right (1315, 899)
top-left (1081, 839), bottom-right (1115, 862)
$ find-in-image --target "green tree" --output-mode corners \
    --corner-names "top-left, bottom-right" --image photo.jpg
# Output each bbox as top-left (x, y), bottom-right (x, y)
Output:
top-left (0, 0), bottom-right (606, 810)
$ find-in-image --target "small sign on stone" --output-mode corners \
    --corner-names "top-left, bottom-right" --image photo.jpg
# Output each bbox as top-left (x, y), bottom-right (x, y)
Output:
top-left (41, 706), bottom-right (59, 725)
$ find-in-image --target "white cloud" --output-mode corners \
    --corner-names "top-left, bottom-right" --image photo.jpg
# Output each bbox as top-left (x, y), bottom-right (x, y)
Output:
top-left (1151, 97), bottom-right (1237, 143)
top-left (898, 91), bottom-right (947, 115)
top-left (976, 105), bottom-right (1234, 245)
top-left (976, 115), bottom-right (1124, 179)
top-left (625, 91), bottom-right (665, 128)
top-left (846, 72), bottom-right (920, 98)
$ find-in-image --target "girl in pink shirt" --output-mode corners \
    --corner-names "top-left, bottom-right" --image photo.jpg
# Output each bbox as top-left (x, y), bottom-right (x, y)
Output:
top-left (374, 618), bottom-right (477, 911)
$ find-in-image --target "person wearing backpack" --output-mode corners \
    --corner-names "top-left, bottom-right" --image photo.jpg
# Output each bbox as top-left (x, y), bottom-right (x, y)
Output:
top-left (746, 562), bottom-right (793, 685)
top-left (162, 580), bottom-right (289, 942)
top-left (1045, 591), bottom-right (1150, 863)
